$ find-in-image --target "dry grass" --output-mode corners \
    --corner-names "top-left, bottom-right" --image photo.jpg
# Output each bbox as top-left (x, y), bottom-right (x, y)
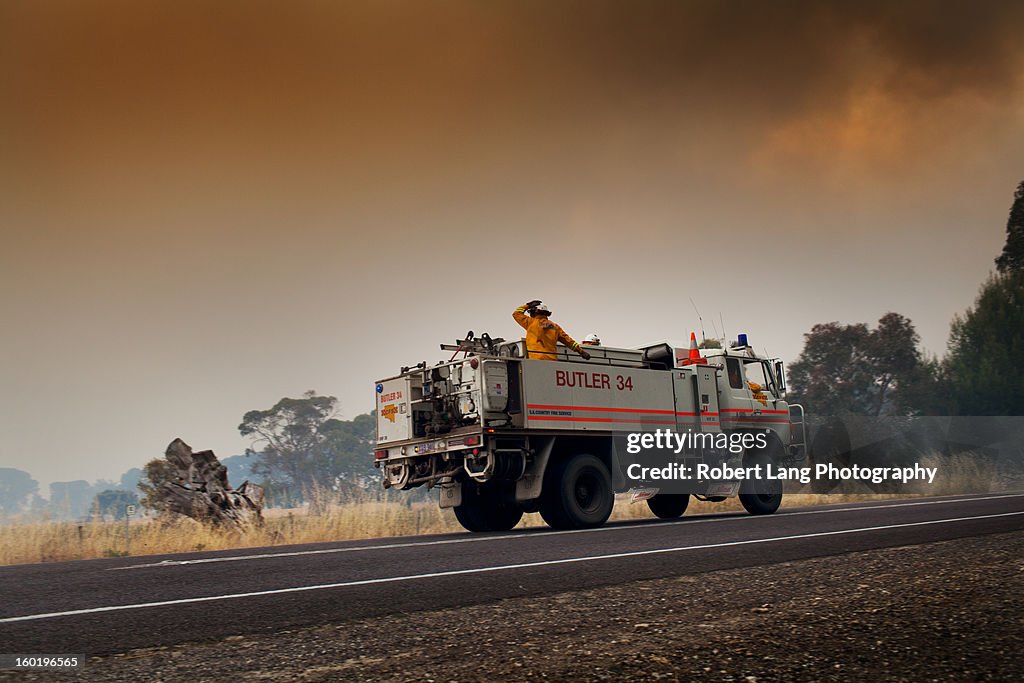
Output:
top-left (0, 492), bottom-right (941, 566)
top-left (0, 500), bottom-right (463, 566)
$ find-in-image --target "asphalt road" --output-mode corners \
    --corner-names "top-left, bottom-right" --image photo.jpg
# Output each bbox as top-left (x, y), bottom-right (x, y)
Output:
top-left (2, 492), bottom-right (1023, 656)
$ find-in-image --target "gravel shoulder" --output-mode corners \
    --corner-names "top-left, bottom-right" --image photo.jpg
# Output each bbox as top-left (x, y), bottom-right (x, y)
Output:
top-left (6, 530), bottom-right (1023, 682)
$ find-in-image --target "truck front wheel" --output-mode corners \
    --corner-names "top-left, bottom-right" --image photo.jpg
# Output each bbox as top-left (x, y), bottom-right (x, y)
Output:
top-left (453, 481), bottom-right (523, 532)
top-left (739, 451), bottom-right (783, 515)
top-left (539, 454), bottom-right (614, 530)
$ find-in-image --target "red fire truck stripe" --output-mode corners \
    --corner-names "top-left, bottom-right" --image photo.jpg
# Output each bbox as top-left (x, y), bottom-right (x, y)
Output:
top-left (719, 408), bottom-right (789, 414)
top-left (526, 404), bottom-right (723, 421)
top-left (527, 404), bottom-right (676, 415)
top-left (529, 415), bottom-right (678, 425)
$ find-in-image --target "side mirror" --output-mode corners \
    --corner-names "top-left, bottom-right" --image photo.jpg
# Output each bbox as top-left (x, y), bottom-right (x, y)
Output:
top-left (774, 361), bottom-right (786, 392)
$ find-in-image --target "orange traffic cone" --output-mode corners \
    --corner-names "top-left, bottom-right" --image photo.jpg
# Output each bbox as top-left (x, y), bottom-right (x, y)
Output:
top-left (681, 332), bottom-right (705, 366)
top-left (688, 332), bottom-right (701, 361)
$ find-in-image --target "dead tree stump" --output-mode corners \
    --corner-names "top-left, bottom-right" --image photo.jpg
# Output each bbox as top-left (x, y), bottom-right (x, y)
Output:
top-left (160, 438), bottom-right (264, 527)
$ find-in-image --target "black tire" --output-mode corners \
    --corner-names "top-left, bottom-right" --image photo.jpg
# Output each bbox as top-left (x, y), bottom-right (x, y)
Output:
top-left (454, 482), bottom-right (523, 532)
top-left (647, 493), bottom-right (689, 519)
top-left (539, 454), bottom-right (614, 530)
top-left (739, 451), bottom-right (783, 515)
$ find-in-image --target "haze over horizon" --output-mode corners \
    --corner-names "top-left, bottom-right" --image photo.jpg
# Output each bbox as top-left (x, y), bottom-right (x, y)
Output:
top-left (2, 1), bottom-right (1023, 491)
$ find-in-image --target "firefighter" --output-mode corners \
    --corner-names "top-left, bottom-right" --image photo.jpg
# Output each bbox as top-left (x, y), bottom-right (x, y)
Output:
top-left (513, 300), bottom-right (591, 361)
top-left (582, 334), bottom-right (601, 346)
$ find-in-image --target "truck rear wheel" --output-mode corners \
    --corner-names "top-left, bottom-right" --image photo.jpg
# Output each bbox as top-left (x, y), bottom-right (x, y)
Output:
top-left (454, 482), bottom-right (523, 532)
top-left (647, 493), bottom-right (689, 519)
top-left (539, 454), bottom-right (614, 530)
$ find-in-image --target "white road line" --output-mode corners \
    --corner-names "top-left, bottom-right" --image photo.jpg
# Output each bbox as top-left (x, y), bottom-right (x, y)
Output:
top-left (5, 510), bottom-right (1023, 625)
top-left (110, 492), bottom-right (1024, 570)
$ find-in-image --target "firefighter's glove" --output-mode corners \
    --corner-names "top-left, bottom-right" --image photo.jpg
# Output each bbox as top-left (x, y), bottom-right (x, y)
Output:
top-left (579, 349), bottom-right (592, 360)
top-left (525, 299), bottom-right (542, 309)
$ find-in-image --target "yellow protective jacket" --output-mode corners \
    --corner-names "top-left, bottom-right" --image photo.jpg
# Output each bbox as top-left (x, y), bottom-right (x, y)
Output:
top-left (513, 304), bottom-right (582, 361)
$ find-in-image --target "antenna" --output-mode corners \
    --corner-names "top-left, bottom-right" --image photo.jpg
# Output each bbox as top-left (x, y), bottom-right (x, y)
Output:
top-left (689, 297), bottom-right (707, 342)
top-left (710, 316), bottom-right (721, 339)
top-left (719, 313), bottom-right (727, 343)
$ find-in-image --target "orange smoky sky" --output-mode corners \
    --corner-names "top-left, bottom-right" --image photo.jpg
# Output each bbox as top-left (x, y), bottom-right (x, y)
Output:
top-left (1, 1), bottom-right (1023, 489)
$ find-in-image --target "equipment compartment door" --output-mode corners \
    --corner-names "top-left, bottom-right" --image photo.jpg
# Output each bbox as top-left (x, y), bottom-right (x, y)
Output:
top-left (674, 367), bottom-right (722, 433)
top-left (376, 377), bottom-right (412, 444)
top-left (694, 365), bottom-right (722, 433)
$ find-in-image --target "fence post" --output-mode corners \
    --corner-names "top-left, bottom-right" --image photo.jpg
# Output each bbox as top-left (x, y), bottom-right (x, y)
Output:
top-left (124, 504), bottom-right (136, 555)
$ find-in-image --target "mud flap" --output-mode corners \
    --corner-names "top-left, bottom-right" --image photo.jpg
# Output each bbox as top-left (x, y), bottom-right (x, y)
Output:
top-left (515, 437), bottom-right (555, 503)
top-left (439, 482), bottom-right (462, 508)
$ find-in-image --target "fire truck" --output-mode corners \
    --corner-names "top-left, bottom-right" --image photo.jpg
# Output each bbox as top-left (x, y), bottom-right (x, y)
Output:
top-left (374, 332), bottom-right (807, 532)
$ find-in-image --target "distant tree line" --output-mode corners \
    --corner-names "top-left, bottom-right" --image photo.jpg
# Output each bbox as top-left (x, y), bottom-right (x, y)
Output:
top-left (0, 467), bottom-right (143, 521)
